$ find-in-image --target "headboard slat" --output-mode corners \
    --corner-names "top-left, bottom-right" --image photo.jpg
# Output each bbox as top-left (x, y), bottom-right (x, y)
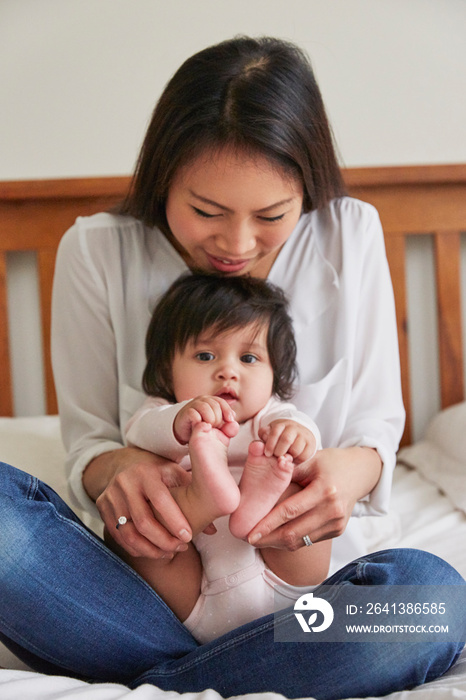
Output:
top-left (0, 251), bottom-right (14, 416)
top-left (38, 249), bottom-right (58, 415)
top-left (384, 233), bottom-right (411, 446)
top-left (434, 230), bottom-right (465, 409)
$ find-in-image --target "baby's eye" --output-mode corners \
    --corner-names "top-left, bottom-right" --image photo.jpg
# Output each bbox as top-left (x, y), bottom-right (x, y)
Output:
top-left (241, 354), bottom-right (258, 364)
top-left (196, 352), bottom-right (215, 362)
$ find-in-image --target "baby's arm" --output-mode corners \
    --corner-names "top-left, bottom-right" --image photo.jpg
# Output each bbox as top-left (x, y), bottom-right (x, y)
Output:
top-left (125, 397), bottom-right (189, 461)
top-left (125, 395), bottom-right (238, 459)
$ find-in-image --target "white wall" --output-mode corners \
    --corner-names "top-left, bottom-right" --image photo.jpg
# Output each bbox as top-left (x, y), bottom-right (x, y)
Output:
top-left (2, 0), bottom-right (466, 180)
top-left (2, 0), bottom-right (466, 439)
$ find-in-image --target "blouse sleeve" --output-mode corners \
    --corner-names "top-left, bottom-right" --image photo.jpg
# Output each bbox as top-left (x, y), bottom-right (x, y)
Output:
top-left (51, 220), bottom-right (123, 517)
top-left (338, 203), bottom-right (405, 516)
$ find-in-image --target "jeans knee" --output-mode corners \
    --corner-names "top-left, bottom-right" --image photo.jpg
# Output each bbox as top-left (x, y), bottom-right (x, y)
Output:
top-left (0, 461), bottom-right (36, 501)
top-left (361, 548), bottom-right (465, 586)
top-left (0, 463), bottom-right (42, 574)
top-left (402, 548), bottom-right (465, 585)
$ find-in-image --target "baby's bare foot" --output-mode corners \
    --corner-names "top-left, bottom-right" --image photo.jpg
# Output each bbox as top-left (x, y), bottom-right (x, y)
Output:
top-left (187, 422), bottom-right (240, 525)
top-left (229, 441), bottom-right (293, 540)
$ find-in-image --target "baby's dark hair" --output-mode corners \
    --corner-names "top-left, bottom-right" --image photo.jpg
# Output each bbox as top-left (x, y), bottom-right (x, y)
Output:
top-left (143, 274), bottom-right (298, 403)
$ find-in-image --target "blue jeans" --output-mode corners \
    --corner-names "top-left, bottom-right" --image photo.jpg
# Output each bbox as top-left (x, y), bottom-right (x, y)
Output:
top-left (0, 461), bottom-right (464, 699)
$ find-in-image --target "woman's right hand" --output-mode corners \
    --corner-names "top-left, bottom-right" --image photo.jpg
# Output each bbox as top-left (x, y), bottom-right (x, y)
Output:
top-left (83, 447), bottom-right (194, 559)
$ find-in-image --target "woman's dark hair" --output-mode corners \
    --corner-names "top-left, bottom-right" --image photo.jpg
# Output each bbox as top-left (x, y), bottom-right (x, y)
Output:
top-left (120, 36), bottom-right (346, 232)
top-left (143, 274), bottom-right (298, 403)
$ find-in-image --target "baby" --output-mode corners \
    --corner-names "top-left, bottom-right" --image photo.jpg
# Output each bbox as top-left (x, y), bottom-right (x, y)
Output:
top-left (112, 274), bottom-right (331, 642)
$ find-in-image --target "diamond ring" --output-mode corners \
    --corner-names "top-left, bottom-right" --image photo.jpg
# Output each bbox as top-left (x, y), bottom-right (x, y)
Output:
top-left (116, 516), bottom-right (131, 529)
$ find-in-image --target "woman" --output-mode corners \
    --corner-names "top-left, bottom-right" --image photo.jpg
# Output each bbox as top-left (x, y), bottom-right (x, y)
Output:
top-left (0, 36), bottom-right (463, 699)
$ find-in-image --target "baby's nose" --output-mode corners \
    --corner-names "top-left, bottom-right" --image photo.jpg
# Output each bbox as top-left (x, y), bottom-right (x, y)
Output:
top-left (216, 363), bottom-right (238, 380)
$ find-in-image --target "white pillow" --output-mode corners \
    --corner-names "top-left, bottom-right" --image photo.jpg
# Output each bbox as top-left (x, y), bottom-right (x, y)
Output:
top-left (0, 415), bottom-right (67, 498)
top-left (397, 401), bottom-right (466, 514)
top-left (0, 415), bottom-right (101, 532)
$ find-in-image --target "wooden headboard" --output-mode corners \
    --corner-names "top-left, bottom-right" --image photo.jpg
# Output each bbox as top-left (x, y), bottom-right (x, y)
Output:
top-left (1, 164), bottom-right (466, 447)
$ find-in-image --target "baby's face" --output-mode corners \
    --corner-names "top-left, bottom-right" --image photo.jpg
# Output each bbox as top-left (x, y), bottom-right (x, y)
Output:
top-left (171, 323), bottom-right (274, 423)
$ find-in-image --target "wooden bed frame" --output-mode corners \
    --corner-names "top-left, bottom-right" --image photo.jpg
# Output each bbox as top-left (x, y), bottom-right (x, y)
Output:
top-left (1, 164), bottom-right (466, 446)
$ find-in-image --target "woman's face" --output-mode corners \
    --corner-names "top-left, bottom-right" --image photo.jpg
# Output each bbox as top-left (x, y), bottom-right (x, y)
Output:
top-left (165, 148), bottom-right (303, 278)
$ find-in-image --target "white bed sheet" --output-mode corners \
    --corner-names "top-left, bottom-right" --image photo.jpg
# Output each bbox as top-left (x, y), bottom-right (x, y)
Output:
top-left (1, 412), bottom-right (466, 699)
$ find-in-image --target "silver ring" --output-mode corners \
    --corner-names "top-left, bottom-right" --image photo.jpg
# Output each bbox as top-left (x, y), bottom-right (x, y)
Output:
top-left (116, 516), bottom-right (130, 530)
top-left (303, 535), bottom-right (313, 547)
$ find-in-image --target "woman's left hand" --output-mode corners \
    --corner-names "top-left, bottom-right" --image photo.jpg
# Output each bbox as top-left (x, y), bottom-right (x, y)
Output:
top-left (247, 446), bottom-right (382, 550)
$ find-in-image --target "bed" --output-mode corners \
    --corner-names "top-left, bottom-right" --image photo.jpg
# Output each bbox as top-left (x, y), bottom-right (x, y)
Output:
top-left (1, 164), bottom-right (466, 699)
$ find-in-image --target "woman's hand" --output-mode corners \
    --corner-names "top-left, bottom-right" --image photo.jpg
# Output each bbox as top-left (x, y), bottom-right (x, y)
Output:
top-left (83, 446), bottom-right (194, 559)
top-left (247, 446), bottom-right (382, 550)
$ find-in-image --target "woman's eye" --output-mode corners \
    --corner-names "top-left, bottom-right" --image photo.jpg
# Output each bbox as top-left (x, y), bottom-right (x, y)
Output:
top-left (196, 352), bottom-right (215, 362)
top-left (241, 354), bottom-right (258, 364)
top-left (192, 207), bottom-right (218, 219)
top-left (258, 213), bottom-right (285, 222)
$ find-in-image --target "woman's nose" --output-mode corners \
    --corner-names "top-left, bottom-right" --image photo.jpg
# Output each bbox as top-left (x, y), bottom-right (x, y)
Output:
top-left (216, 221), bottom-right (256, 257)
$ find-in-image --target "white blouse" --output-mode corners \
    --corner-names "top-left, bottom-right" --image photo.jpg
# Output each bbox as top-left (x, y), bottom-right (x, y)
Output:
top-left (51, 197), bottom-right (404, 575)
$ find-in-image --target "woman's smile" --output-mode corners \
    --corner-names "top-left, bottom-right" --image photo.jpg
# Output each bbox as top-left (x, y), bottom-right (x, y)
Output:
top-left (205, 254), bottom-right (252, 274)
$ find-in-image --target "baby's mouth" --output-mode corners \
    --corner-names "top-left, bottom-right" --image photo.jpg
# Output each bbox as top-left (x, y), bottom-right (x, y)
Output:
top-left (216, 389), bottom-right (238, 404)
